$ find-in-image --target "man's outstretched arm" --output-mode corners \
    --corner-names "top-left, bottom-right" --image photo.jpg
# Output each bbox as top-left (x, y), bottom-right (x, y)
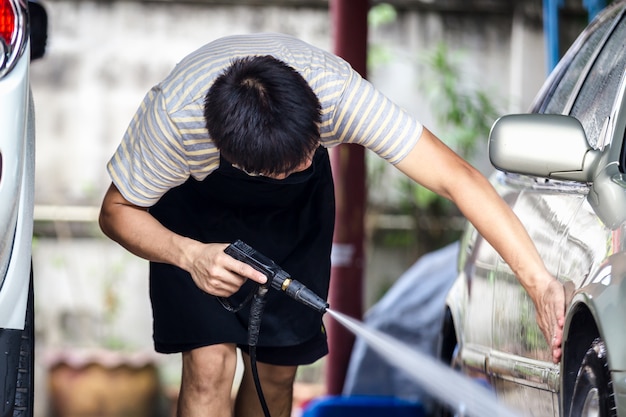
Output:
top-left (394, 128), bottom-right (565, 363)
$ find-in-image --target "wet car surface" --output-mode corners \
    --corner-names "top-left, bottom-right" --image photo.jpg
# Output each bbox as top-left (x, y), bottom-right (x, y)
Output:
top-left (440, 2), bottom-right (626, 416)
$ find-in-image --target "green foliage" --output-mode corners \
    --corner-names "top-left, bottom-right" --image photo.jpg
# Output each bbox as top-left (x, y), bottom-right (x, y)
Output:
top-left (367, 3), bottom-right (397, 68)
top-left (368, 3), bottom-right (397, 27)
top-left (418, 42), bottom-right (499, 160)
top-left (405, 42), bottom-right (500, 211)
top-left (366, 4), bottom-right (502, 253)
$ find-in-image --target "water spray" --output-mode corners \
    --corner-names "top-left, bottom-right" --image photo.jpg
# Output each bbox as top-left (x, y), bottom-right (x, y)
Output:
top-left (223, 240), bottom-right (522, 417)
top-left (326, 309), bottom-right (522, 417)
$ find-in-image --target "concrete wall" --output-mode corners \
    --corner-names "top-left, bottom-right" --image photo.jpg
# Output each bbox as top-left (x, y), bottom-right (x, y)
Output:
top-left (29, 1), bottom-right (560, 414)
top-left (30, 1), bottom-right (554, 207)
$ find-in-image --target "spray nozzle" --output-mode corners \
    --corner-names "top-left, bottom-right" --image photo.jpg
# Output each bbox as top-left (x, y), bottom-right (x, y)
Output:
top-left (224, 240), bottom-right (329, 313)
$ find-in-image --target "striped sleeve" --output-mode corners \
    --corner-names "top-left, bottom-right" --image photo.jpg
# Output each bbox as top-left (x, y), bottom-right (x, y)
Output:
top-left (320, 69), bottom-right (423, 165)
top-left (106, 86), bottom-right (191, 207)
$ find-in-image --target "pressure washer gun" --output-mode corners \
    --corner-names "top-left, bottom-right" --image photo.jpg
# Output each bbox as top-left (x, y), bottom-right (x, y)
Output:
top-left (224, 239), bottom-right (329, 313)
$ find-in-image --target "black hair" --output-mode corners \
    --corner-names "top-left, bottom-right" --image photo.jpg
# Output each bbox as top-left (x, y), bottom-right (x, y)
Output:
top-left (204, 55), bottom-right (322, 175)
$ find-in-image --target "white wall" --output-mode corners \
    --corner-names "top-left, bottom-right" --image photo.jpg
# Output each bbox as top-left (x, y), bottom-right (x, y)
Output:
top-left (29, 2), bottom-right (547, 414)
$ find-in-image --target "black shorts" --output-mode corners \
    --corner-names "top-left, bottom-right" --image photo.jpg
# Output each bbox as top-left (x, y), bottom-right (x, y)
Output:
top-left (150, 265), bottom-right (330, 365)
top-left (238, 330), bottom-right (328, 366)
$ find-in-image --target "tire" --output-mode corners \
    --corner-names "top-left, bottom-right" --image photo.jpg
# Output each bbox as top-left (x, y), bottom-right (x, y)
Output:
top-left (433, 309), bottom-right (458, 417)
top-left (13, 271), bottom-right (34, 417)
top-left (568, 338), bottom-right (616, 417)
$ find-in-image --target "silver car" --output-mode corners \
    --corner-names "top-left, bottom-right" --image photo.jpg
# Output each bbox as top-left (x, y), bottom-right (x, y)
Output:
top-left (440, 1), bottom-right (626, 416)
top-left (0, 1), bottom-right (46, 416)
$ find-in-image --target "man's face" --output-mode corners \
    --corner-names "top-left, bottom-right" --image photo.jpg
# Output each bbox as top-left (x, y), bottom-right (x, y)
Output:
top-left (231, 147), bottom-right (317, 180)
top-left (268, 157), bottom-right (314, 179)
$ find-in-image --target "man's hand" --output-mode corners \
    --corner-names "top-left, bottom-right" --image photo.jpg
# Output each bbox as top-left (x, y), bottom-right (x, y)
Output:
top-left (533, 278), bottom-right (566, 363)
top-left (187, 243), bottom-right (267, 297)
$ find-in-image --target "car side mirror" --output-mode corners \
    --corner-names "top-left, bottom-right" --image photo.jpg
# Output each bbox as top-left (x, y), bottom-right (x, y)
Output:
top-left (488, 114), bottom-right (601, 182)
top-left (489, 114), bottom-right (626, 229)
top-left (28, 1), bottom-right (47, 61)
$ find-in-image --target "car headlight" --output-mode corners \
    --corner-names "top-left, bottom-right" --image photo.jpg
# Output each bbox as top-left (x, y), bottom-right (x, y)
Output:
top-left (0, 0), bottom-right (28, 78)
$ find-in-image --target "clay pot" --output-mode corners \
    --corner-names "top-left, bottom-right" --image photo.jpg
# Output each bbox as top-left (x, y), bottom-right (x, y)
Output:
top-left (47, 349), bottom-right (163, 417)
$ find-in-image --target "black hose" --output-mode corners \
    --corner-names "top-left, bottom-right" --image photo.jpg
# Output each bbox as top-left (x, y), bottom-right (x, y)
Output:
top-left (220, 240), bottom-right (331, 417)
top-left (248, 284), bottom-right (272, 417)
top-left (218, 284), bottom-right (272, 416)
top-left (218, 289), bottom-right (255, 312)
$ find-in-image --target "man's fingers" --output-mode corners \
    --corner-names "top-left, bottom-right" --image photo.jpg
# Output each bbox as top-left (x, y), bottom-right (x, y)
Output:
top-left (536, 279), bottom-right (566, 364)
top-left (221, 252), bottom-right (267, 284)
top-left (549, 283), bottom-right (565, 363)
top-left (236, 262), bottom-right (267, 284)
top-left (207, 277), bottom-right (239, 297)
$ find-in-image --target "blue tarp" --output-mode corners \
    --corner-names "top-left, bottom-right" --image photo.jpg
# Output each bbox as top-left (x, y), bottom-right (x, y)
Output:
top-left (342, 242), bottom-right (460, 411)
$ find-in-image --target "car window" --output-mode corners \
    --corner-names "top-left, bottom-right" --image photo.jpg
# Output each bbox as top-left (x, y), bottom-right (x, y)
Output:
top-left (569, 16), bottom-right (626, 149)
top-left (542, 19), bottom-right (613, 115)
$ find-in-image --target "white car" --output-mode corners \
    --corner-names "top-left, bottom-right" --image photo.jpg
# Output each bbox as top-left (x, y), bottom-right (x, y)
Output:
top-left (0, 1), bottom-right (46, 416)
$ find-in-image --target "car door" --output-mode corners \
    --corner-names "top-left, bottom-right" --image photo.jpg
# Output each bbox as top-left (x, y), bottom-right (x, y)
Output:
top-left (456, 1), bottom-right (617, 400)
top-left (487, 5), bottom-right (626, 415)
top-left (489, 177), bottom-right (585, 415)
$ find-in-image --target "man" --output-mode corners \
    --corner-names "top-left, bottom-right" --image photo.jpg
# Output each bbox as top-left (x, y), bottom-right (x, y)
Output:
top-left (99, 33), bottom-right (565, 417)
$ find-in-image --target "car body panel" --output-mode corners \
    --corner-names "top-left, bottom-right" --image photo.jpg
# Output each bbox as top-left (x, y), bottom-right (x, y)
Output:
top-left (568, 250), bottom-right (626, 372)
top-left (444, 1), bottom-right (626, 416)
top-left (0, 42), bottom-right (33, 332)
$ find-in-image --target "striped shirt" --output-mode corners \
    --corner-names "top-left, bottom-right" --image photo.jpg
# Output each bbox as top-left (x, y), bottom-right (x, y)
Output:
top-left (107, 33), bottom-right (423, 207)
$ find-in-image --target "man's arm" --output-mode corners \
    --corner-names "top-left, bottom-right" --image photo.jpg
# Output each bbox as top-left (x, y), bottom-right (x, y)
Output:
top-left (395, 128), bottom-right (565, 363)
top-left (98, 183), bottom-right (267, 296)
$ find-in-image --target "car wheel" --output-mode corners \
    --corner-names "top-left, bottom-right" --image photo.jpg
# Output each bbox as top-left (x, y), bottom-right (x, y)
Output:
top-left (433, 309), bottom-right (458, 417)
top-left (568, 338), bottom-right (616, 417)
top-left (13, 271), bottom-right (34, 417)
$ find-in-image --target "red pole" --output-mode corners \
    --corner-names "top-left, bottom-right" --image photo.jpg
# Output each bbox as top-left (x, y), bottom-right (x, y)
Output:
top-left (325, 0), bottom-right (369, 396)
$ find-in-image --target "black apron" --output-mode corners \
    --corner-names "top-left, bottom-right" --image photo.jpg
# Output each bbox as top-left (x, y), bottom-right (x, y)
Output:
top-left (148, 147), bottom-right (335, 356)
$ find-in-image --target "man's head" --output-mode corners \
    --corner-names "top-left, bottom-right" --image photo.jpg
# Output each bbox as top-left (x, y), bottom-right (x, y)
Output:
top-left (204, 55), bottom-right (321, 177)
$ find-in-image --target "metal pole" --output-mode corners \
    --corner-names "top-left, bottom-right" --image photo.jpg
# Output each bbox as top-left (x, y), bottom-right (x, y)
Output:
top-left (544, 0), bottom-right (605, 73)
top-left (326, 0), bottom-right (369, 396)
top-left (543, 0), bottom-right (563, 73)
